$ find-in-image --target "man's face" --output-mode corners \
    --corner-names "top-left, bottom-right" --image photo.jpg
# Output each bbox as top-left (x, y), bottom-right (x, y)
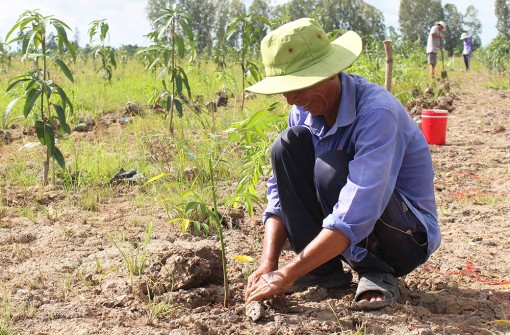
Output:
top-left (282, 76), bottom-right (341, 118)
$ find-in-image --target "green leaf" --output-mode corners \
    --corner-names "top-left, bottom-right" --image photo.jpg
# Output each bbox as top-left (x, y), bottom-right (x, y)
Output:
top-left (23, 89), bottom-right (41, 117)
top-left (3, 98), bottom-right (21, 128)
top-left (51, 18), bottom-right (73, 31)
top-left (175, 35), bottom-right (185, 58)
top-left (175, 74), bottom-right (183, 95)
top-left (5, 20), bottom-right (22, 42)
top-left (246, 61), bottom-right (261, 81)
top-left (35, 120), bottom-right (45, 144)
top-left (52, 146), bottom-right (66, 169)
top-left (54, 58), bottom-right (74, 83)
top-left (109, 48), bottom-right (117, 68)
top-left (100, 21), bottom-right (109, 41)
top-left (225, 18), bottom-right (240, 41)
top-left (53, 22), bottom-right (70, 49)
top-left (180, 19), bottom-right (193, 40)
top-left (52, 83), bottom-right (74, 114)
top-left (166, 95), bottom-right (172, 112)
top-left (175, 98), bottom-right (183, 117)
top-left (6, 73), bottom-right (31, 92)
top-left (25, 30), bottom-right (40, 54)
top-left (176, 67), bottom-right (191, 98)
top-left (21, 31), bottom-right (32, 55)
top-left (202, 223), bottom-right (210, 235)
top-left (88, 22), bottom-right (97, 41)
top-left (44, 123), bottom-right (55, 157)
top-left (53, 103), bottom-right (71, 134)
top-left (184, 201), bottom-right (200, 214)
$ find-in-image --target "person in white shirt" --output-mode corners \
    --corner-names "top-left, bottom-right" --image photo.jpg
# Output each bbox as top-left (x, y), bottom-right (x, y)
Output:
top-left (426, 21), bottom-right (446, 78)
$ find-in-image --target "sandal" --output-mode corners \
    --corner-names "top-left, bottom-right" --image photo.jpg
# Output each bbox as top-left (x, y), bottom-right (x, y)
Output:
top-left (350, 272), bottom-right (399, 310)
top-left (287, 269), bottom-right (352, 293)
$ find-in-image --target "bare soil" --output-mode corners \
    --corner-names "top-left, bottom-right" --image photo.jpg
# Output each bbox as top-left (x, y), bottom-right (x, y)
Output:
top-left (1, 73), bottom-right (509, 335)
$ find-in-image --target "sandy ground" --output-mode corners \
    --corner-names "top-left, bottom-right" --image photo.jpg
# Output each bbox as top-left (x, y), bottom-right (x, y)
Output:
top-left (1, 71), bottom-right (509, 335)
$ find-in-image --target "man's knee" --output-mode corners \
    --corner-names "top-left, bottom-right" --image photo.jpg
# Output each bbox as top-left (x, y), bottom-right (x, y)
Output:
top-left (314, 150), bottom-right (352, 213)
top-left (315, 150), bottom-right (352, 189)
top-left (271, 126), bottom-right (312, 158)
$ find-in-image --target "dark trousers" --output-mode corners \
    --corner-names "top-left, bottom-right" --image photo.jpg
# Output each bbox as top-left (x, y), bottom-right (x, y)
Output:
top-left (463, 54), bottom-right (470, 70)
top-left (271, 126), bottom-right (428, 277)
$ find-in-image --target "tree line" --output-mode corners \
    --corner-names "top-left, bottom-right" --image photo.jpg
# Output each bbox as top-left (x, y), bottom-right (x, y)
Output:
top-left (145, 0), bottom-right (492, 57)
top-left (145, 0), bottom-right (386, 55)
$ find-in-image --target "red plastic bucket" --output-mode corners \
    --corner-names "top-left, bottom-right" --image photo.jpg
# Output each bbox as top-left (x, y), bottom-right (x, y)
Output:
top-left (421, 109), bottom-right (448, 145)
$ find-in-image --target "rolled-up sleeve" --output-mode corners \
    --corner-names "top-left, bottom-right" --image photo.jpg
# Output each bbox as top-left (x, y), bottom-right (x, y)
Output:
top-left (262, 175), bottom-right (282, 223)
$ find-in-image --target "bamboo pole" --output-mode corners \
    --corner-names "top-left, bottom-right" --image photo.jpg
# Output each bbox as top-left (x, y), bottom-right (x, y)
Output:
top-left (383, 40), bottom-right (393, 93)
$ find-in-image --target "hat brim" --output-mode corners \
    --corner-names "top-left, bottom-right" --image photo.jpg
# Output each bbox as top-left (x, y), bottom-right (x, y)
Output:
top-left (246, 30), bottom-right (362, 95)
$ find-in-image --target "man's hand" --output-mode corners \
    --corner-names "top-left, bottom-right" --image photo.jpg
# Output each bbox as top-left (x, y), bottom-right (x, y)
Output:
top-left (244, 215), bottom-right (288, 301)
top-left (245, 228), bottom-right (351, 303)
top-left (245, 270), bottom-right (293, 303)
top-left (246, 262), bottom-right (277, 294)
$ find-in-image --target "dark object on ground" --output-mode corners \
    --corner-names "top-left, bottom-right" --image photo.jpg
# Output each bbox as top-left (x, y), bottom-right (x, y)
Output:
top-left (123, 102), bottom-right (141, 116)
top-left (215, 95), bottom-right (228, 107)
top-left (0, 130), bottom-right (13, 144)
top-left (109, 168), bottom-right (145, 185)
top-left (74, 116), bottom-right (96, 132)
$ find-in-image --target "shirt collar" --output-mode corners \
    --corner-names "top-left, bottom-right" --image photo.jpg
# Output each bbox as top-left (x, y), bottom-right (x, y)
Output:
top-left (303, 73), bottom-right (357, 134)
top-left (336, 72), bottom-right (357, 127)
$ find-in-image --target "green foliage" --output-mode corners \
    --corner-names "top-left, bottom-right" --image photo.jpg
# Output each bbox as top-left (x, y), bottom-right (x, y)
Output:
top-left (160, 156), bottom-right (230, 307)
top-left (0, 290), bottom-right (13, 335)
top-left (225, 13), bottom-right (268, 110)
top-left (4, 10), bottom-right (75, 185)
top-left (106, 222), bottom-right (154, 281)
top-left (167, 188), bottom-right (212, 235)
top-left (249, 0), bottom-right (275, 42)
top-left (464, 6), bottom-right (482, 49)
top-left (443, 4), bottom-right (464, 56)
top-left (0, 41), bottom-right (11, 73)
top-left (274, 0), bottom-right (385, 40)
top-left (88, 19), bottom-right (117, 83)
top-left (478, 35), bottom-right (510, 75)
top-left (145, 298), bottom-right (177, 322)
top-left (399, 0), bottom-right (444, 46)
top-left (495, 0), bottom-right (510, 39)
top-left (139, 4), bottom-right (194, 134)
top-left (225, 102), bottom-right (285, 216)
top-left (180, 0), bottom-right (216, 53)
top-left (207, 155), bottom-right (229, 307)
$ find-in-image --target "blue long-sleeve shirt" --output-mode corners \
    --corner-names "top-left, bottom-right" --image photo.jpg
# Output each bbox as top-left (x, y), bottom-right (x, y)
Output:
top-left (263, 73), bottom-right (441, 262)
top-left (463, 38), bottom-right (472, 55)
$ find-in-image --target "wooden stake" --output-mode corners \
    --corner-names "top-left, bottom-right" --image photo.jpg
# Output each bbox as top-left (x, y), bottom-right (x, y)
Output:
top-left (383, 40), bottom-right (393, 93)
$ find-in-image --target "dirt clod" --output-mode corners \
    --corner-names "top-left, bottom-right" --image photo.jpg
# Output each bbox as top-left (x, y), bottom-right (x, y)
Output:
top-left (246, 301), bottom-right (265, 322)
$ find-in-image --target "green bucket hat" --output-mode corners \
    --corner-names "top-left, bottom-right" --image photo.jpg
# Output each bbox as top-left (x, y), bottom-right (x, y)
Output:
top-left (246, 18), bottom-right (362, 95)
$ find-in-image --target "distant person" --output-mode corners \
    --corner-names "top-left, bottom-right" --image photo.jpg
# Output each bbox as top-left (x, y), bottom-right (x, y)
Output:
top-left (461, 33), bottom-right (472, 71)
top-left (426, 21), bottom-right (447, 79)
